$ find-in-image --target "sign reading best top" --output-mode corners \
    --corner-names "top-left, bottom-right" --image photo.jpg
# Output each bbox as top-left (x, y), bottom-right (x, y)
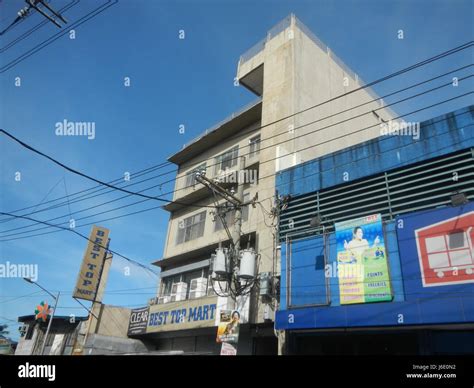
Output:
top-left (128, 296), bottom-right (219, 335)
top-left (73, 226), bottom-right (110, 301)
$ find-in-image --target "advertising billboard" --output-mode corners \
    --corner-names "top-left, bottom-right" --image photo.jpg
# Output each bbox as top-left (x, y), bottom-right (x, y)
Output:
top-left (220, 342), bottom-right (237, 356)
top-left (216, 310), bottom-right (240, 344)
top-left (335, 214), bottom-right (392, 305)
top-left (73, 226), bottom-right (110, 301)
top-left (128, 307), bottom-right (149, 336)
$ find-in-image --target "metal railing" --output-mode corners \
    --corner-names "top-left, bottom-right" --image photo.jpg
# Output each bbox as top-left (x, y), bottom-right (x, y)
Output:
top-left (239, 38), bottom-right (266, 64)
top-left (182, 98), bottom-right (261, 149)
top-left (239, 14), bottom-right (293, 64)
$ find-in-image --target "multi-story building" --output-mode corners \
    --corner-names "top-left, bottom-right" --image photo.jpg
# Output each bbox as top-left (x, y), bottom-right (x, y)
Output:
top-left (127, 14), bottom-right (397, 354)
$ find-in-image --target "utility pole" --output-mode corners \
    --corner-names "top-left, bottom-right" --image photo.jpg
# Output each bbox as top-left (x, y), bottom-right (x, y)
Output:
top-left (80, 250), bottom-right (113, 355)
top-left (1, 0), bottom-right (68, 36)
top-left (195, 156), bottom-right (249, 303)
top-left (196, 156), bottom-right (255, 356)
top-left (40, 292), bottom-right (60, 355)
top-left (230, 156), bottom-right (245, 307)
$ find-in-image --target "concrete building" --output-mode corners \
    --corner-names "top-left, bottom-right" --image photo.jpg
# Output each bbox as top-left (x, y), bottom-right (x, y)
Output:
top-left (15, 315), bottom-right (88, 355)
top-left (15, 307), bottom-right (144, 355)
top-left (127, 14), bottom-right (397, 354)
top-left (275, 105), bottom-right (474, 354)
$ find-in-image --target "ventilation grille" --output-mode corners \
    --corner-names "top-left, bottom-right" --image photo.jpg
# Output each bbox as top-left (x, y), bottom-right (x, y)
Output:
top-left (279, 149), bottom-right (474, 241)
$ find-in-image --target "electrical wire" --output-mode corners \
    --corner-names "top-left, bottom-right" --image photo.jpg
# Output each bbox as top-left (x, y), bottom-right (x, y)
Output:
top-left (1, 52), bottom-right (472, 223)
top-left (238, 92), bottom-right (474, 206)
top-left (2, 116), bottom-right (471, 245)
top-left (0, 165), bottom-right (177, 228)
top-left (1, 91), bottom-right (471, 241)
top-left (0, 128), bottom-right (218, 209)
top-left (0, 0), bottom-right (118, 73)
top-left (0, 161), bottom-right (173, 219)
top-left (1, 45), bottom-right (472, 314)
top-left (0, 211), bottom-right (158, 277)
top-left (0, 0), bottom-right (79, 50)
top-left (2, 69), bottom-right (471, 236)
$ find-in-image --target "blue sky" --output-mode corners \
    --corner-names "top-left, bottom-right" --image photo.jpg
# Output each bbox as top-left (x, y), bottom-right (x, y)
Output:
top-left (1, 0), bottom-right (472, 341)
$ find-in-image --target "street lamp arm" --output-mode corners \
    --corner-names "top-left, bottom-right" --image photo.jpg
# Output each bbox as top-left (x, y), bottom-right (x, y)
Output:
top-left (23, 278), bottom-right (57, 300)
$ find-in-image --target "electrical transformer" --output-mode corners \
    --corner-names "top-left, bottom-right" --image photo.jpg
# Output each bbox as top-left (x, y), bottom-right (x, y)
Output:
top-left (212, 247), bottom-right (230, 276)
top-left (239, 248), bottom-right (256, 279)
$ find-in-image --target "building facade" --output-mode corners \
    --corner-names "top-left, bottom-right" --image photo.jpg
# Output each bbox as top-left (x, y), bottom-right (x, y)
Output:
top-left (127, 14), bottom-right (397, 354)
top-left (275, 105), bottom-right (474, 354)
top-left (15, 315), bottom-right (88, 355)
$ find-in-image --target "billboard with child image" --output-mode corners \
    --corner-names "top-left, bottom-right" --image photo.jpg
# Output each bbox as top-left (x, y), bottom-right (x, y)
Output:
top-left (335, 214), bottom-right (392, 305)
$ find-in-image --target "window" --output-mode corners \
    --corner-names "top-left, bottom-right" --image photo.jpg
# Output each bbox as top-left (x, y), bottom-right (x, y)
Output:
top-left (249, 135), bottom-right (261, 158)
top-left (176, 211), bottom-right (206, 244)
top-left (182, 268), bottom-right (209, 299)
top-left (242, 193), bottom-right (250, 221)
top-left (25, 324), bottom-right (34, 340)
top-left (214, 146), bottom-right (239, 175)
top-left (161, 275), bottom-right (182, 296)
top-left (184, 163), bottom-right (206, 188)
top-left (215, 194), bottom-right (250, 231)
top-left (160, 268), bottom-right (210, 299)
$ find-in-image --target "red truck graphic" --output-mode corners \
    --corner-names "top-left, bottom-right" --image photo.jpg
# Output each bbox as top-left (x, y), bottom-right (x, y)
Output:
top-left (415, 211), bottom-right (474, 287)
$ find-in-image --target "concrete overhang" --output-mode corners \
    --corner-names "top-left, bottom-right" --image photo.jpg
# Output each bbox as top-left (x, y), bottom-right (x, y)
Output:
top-left (152, 242), bottom-right (221, 270)
top-left (238, 63), bottom-right (264, 96)
top-left (167, 100), bottom-right (262, 166)
top-left (162, 185), bottom-right (209, 213)
top-left (18, 315), bottom-right (88, 323)
top-left (162, 179), bottom-right (243, 213)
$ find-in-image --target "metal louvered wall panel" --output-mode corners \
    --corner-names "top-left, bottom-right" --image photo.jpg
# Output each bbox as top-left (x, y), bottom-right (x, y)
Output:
top-left (279, 148), bottom-right (474, 242)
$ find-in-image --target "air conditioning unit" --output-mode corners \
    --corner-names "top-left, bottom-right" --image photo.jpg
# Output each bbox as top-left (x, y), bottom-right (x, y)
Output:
top-left (157, 296), bottom-right (171, 305)
top-left (170, 282), bottom-right (188, 302)
top-left (148, 297), bottom-right (159, 306)
top-left (189, 277), bottom-right (208, 299)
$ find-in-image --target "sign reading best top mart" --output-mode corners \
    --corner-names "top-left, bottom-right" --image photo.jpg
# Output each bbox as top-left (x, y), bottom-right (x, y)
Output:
top-left (128, 296), bottom-right (219, 335)
top-left (73, 226), bottom-right (110, 302)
